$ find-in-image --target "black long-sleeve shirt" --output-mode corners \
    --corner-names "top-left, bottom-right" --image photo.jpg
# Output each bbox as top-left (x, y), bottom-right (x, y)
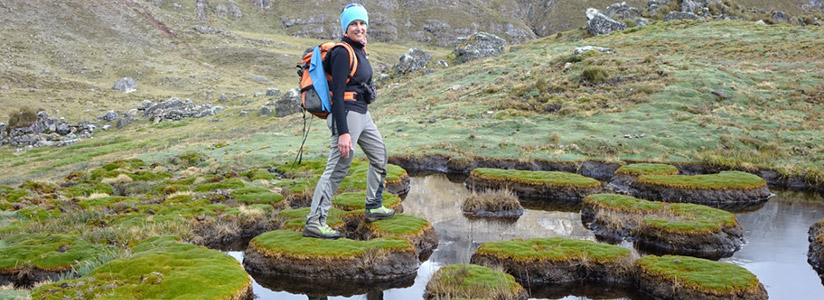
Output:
top-left (325, 36), bottom-right (372, 135)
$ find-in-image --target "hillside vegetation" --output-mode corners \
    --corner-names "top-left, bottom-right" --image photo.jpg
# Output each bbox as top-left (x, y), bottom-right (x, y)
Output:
top-left (0, 0), bottom-right (822, 186)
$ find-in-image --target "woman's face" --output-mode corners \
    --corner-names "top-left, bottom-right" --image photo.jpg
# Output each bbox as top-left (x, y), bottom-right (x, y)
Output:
top-left (345, 20), bottom-right (368, 43)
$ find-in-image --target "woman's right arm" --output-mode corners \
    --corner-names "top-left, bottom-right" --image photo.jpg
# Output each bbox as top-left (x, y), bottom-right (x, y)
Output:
top-left (327, 46), bottom-right (353, 157)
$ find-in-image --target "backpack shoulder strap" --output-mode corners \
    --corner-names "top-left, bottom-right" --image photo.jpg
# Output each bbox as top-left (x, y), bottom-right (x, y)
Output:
top-left (334, 42), bottom-right (358, 80)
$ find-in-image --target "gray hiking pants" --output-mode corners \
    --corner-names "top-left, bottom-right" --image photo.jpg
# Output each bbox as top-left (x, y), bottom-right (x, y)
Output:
top-left (306, 111), bottom-right (387, 226)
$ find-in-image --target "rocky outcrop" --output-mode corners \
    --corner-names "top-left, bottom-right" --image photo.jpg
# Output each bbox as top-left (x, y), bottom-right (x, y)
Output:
top-left (1, 111), bottom-right (94, 148)
top-left (139, 98), bottom-right (222, 123)
top-left (663, 11), bottom-right (701, 21)
top-left (586, 8), bottom-right (627, 36)
top-left (393, 48), bottom-right (432, 75)
top-left (452, 32), bottom-right (506, 64)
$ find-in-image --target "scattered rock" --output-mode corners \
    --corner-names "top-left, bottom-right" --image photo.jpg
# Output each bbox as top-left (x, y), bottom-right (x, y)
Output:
top-left (574, 46), bottom-right (616, 55)
top-left (772, 11), bottom-right (788, 23)
top-left (274, 88), bottom-right (301, 117)
top-left (112, 78), bottom-right (137, 93)
top-left (99, 110), bottom-right (119, 122)
top-left (116, 117), bottom-right (139, 129)
top-left (266, 88), bottom-right (281, 97)
top-left (219, 94), bottom-right (228, 102)
top-left (393, 48), bottom-right (432, 75)
top-left (712, 89), bottom-right (729, 99)
top-left (452, 32), bottom-right (506, 64)
top-left (0, 85), bottom-right (9, 90)
top-left (124, 109), bottom-right (139, 118)
top-left (254, 92), bottom-right (264, 97)
top-left (586, 8), bottom-right (627, 36)
top-left (259, 106), bottom-right (272, 117)
top-left (663, 11), bottom-right (700, 21)
top-left (756, 20), bottom-right (768, 25)
top-left (102, 125), bottom-right (111, 131)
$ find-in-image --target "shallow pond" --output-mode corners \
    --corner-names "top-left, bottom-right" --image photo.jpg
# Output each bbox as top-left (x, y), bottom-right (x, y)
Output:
top-left (229, 174), bottom-right (824, 299)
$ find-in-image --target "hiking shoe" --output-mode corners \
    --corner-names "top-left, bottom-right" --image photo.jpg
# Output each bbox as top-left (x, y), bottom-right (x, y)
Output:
top-left (302, 223), bottom-right (341, 239)
top-left (365, 206), bottom-right (395, 222)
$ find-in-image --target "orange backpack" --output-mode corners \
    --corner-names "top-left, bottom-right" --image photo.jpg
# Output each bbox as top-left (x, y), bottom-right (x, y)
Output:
top-left (297, 42), bottom-right (358, 119)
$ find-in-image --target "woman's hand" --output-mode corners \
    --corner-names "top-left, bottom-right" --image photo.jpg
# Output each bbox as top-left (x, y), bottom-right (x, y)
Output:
top-left (338, 133), bottom-right (353, 158)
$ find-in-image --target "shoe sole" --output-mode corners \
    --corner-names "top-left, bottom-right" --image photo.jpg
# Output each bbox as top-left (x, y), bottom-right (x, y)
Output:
top-left (302, 231), bottom-right (341, 240)
top-left (365, 212), bottom-right (395, 223)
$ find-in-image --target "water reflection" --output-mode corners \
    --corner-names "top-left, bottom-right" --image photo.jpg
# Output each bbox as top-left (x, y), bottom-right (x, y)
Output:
top-left (230, 175), bottom-right (824, 300)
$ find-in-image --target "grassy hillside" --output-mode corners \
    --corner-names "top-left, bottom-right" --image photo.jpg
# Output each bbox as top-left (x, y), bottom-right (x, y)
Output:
top-left (1, 18), bottom-right (822, 186)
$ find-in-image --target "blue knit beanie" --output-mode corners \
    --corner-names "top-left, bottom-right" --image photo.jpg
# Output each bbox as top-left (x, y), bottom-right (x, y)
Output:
top-left (340, 4), bottom-right (369, 34)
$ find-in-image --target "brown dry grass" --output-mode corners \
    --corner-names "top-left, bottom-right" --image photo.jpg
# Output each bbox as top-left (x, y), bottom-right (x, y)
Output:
top-left (462, 188), bottom-right (521, 213)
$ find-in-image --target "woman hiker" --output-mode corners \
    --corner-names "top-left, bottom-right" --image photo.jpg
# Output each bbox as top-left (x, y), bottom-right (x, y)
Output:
top-left (304, 3), bottom-right (395, 239)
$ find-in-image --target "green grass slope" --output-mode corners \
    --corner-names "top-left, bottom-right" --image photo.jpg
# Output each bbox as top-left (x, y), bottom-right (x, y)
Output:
top-left (0, 19), bottom-right (822, 186)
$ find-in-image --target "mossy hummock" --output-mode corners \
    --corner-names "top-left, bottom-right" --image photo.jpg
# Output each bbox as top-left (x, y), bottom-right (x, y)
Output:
top-left (32, 237), bottom-right (252, 300)
top-left (582, 194), bottom-right (744, 259)
top-left (466, 168), bottom-right (602, 204)
top-left (609, 163), bottom-right (678, 193)
top-left (243, 230), bottom-right (419, 280)
top-left (637, 255), bottom-right (767, 300)
top-left (424, 264), bottom-right (527, 300)
top-left (470, 237), bottom-right (634, 284)
top-left (332, 192), bottom-right (403, 212)
top-left (632, 171), bottom-right (772, 211)
top-left (356, 213), bottom-right (438, 260)
top-left (0, 234), bottom-right (115, 286)
top-left (808, 218), bottom-right (824, 281)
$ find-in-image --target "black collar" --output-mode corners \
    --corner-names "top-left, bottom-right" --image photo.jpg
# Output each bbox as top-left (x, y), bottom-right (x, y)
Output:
top-left (341, 36), bottom-right (365, 49)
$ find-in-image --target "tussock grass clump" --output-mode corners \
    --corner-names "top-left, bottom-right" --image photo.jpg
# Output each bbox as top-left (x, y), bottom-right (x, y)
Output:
top-left (637, 255), bottom-right (767, 299)
top-left (193, 178), bottom-right (245, 192)
top-left (614, 163), bottom-right (679, 176)
top-left (638, 171), bottom-right (766, 190)
top-left (364, 213), bottom-right (431, 238)
top-left (277, 207), bottom-right (348, 231)
top-left (462, 189), bottom-right (523, 219)
top-left (581, 66), bottom-right (610, 84)
top-left (462, 189), bottom-right (520, 212)
top-left (31, 237), bottom-right (252, 300)
top-left (6, 107), bottom-right (41, 129)
top-left (424, 264), bottom-right (527, 300)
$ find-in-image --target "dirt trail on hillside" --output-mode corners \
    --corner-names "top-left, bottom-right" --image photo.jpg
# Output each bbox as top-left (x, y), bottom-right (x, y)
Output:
top-left (123, 0), bottom-right (194, 58)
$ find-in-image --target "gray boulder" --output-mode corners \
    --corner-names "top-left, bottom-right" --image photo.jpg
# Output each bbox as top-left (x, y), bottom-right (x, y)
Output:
top-left (452, 32), bottom-right (506, 64)
top-left (605, 2), bottom-right (643, 19)
top-left (260, 106), bottom-right (272, 116)
top-left (117, 117), bottom-right (139, 129)
top-left (587, 8), bottom-right (627, 36)
top-left (266, 88), bottom-right (281, 97)
top-left (574, 46), bottom-right (616, 55)
top-left (275, 88), bottom-right (302, 117)
top-left (196, 0), bottom-right (208, 21)
top-left (112, 77), bottom-right (137, 93)
top-left (124, 109), bottom-right (139, 118)
top-left (228, 0), bottom-right (242, 19)
top-left (219, 94), bottom-right (228, 102)
top-left (647, 0), bottom-right (671, 15)
top-left (680, 0), bottom-right (703, 13)
top-left (0, 85), bottom-right (8, 90)
top-left (393, 48), bottom-right (432, 75)
top-left (664, 11), bottom-right (700, 21)
top-left (772, 11), bottom-right (788, 23)
top-left (100, 110), bottom-right (119, 122)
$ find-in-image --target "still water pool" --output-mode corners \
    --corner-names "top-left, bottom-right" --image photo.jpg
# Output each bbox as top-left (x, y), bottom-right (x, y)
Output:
top-left (229, 174), bottom-right (824, 300)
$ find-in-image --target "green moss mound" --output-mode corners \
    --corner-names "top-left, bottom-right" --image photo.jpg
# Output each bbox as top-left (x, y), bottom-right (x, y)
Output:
top-left (638, 171), bottom-right (766, 190)
top-left (332, 192), bottom-right (401, 211)
top-left (193, 178), bottom-right (245, 192)
top-left (277, 207), bottom-right (348, 230)
top-left (0, 186), bottom-right (29, 203)
top-left (475, 237), bottom-right (631, 263)
top-left (61, 183), bottom-right (115, 198)
top-left (248, 230), bottom-right (413, 259)
top-left (365, 214), bottom-right (431, 238)
top-left (424, 264), bottom-right (526, 300)
top-left (32, 236), bottom-right (251, 300)
top-left (242, 169), bottom-right (277, 181)
top-left (614, 163), bottom-right (679, 176)
top-left (643, 203), bottom-right (738, 234)
top-left (230, 187), bottom-right (284, 205)
top-left (584, 194), bottom-right (663, 213)
top-left (637, 255), bottom-right (765, 296)
top-left (78, 196), bottom-right (135, 209)
top-left (0, 234), bottom-right (114, 271)
top-left (471, 168), bottom-right (600, 187)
